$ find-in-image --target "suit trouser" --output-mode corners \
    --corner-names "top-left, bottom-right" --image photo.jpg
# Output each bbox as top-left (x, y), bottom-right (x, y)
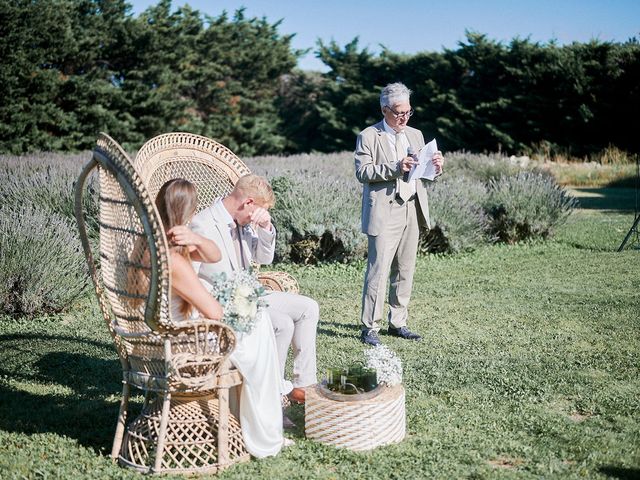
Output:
top-left (266, 291), bottom-right (319, 388)
top-left (360, 197), bottom-right (420, 332)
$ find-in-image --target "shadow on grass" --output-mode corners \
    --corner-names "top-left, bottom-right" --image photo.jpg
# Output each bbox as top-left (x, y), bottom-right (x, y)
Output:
top-left (571, 187), bottom-right (637, 211)
top-left (0, 382), bottom-right (127, 453)
top-left (599, 466), bottom-right (640, 480)
top-left (317, 320), bottom-right (359, 340)
top-left (0, 333), bottom-right (131, 452)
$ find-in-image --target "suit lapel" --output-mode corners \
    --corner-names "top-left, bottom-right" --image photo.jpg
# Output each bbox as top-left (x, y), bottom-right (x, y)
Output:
top-left (405, 128), bottom-right (421, 153)
top-left (374, 121), bottom-right (395, 165)
top-left (210, 207), bottom-right (239, 272)
top-left (404, 129), bottom-right (420, 152)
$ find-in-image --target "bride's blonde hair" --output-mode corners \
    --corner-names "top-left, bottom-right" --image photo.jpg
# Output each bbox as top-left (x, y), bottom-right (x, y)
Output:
top-left (155, 179), bottom-right (199, 317)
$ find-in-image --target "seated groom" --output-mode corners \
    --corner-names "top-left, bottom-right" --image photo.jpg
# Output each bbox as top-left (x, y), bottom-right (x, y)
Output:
top-left (190, 174), bottom-right (318, 404)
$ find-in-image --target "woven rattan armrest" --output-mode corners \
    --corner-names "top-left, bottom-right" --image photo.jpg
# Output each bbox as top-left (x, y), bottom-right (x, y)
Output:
top-left (255, 269), bottom-right (300, 294)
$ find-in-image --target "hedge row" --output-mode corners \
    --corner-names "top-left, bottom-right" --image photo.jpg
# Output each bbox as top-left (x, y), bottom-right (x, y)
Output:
top-left (249, 152), bottom-right (575, 260)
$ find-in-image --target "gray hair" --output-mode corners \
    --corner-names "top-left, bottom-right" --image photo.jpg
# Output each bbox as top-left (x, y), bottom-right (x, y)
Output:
top-left (380, 82), bottom-right (412, 109)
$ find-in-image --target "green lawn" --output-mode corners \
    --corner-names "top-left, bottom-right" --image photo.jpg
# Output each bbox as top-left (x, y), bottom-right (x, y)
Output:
top-left (1, 191), bottom-right (638, 479)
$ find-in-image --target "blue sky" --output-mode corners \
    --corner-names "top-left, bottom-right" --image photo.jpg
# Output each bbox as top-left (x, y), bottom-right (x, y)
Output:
top-left (128, 0), bottom-right (640, 71)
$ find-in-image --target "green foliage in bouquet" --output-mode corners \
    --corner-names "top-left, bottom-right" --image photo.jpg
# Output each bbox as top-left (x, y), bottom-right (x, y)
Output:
top-left (207, 270), bottom-right (268, 334)
top-left (0, 205), bottom-right (88, 316)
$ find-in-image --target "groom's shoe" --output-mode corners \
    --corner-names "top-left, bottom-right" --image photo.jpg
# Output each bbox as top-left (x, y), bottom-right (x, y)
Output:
top-left (388, 326), bottom-right (422, 341)
top-left (360, 330), bottom-right (381, 346)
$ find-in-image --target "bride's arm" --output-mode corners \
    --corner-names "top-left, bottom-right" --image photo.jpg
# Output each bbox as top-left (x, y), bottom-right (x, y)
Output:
top-left (171, 252), bottom-right (223, 320)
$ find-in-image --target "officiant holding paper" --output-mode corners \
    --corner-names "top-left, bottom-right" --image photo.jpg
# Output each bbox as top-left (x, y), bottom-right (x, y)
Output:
top-left (354, 82), bottom-right (444, 346)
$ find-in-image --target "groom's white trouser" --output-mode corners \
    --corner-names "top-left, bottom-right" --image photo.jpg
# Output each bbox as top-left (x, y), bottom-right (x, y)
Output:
top-left (266, 291), bottom-right (319, 388)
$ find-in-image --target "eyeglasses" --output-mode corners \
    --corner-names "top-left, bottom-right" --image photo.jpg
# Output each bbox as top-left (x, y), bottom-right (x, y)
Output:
top-left (384, 106), bottom-right (414, 119)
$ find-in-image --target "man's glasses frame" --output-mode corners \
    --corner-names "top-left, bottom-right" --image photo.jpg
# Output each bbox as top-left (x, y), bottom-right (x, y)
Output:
top-left (384, 105), bottom-right (414, 119)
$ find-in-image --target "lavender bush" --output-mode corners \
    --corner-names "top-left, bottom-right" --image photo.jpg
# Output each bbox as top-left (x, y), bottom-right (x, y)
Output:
top-left (485, 172), bottom-right (577, 243)
top-left (0, 152), bottom-right (100, 238)
top-left (0, 205), bottom-right (89, 315)
top-left (0, 149), bottom-right (576, 295)
top-left (422, 177), bottom-right (491, 253)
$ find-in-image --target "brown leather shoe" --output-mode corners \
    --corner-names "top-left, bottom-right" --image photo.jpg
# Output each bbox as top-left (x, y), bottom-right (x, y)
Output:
top-left (288, 387), bottom-right (306, 405)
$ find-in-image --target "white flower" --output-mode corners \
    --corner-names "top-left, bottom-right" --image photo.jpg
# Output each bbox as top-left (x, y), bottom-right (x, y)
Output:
top-left (235, 295), bottom-right (254, 317)
top-left (235, 284), bottom-right (253, 299)
top-left (207, 270), bottom-right (267, 334)
top-left (364, 345), bottom-right (403, 386)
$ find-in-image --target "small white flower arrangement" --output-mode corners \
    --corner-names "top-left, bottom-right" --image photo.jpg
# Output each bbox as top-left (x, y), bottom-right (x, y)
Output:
top-left (208, 270), bottom-right (268, 334)
top-left (364, 345), bottom-right (403, 386)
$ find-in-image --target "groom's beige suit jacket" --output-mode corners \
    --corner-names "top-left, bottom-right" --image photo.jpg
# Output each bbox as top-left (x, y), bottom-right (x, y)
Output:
top-left (354, 120), bottom-right (431, 236)
top-left (190, 200), bottom-right (275, 285)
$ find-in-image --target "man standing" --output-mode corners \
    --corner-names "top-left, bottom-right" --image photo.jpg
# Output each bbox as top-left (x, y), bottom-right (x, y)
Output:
top-left (355, 82), bottom-right (444, 346)
top-left (191, 174), bottom-right (318, 404)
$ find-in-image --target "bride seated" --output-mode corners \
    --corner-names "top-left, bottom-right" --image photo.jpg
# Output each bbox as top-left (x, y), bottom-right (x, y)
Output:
top-left (154, 178), bottom-right (289, 458)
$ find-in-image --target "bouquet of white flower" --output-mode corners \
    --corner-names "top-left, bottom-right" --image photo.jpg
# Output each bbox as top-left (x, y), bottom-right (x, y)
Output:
top-left (364, 345), bottom-right (403, 386)
top-left (208, 270), bottom-right (268, 334)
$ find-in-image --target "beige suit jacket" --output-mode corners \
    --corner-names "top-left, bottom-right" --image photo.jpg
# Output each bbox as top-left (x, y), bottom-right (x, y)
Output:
top-left (190, 200), bottom-right (276, 286)
top-left (354, 121), bottom-right (431, 236)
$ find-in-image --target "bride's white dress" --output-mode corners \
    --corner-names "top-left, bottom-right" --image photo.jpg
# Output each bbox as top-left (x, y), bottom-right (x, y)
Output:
top-left (171, 291), bottom-right (286, 458)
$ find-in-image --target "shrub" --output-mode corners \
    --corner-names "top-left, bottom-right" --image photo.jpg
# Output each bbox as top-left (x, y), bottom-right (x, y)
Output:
top-left (485, 172), bottom-right (577, 243)
top-left (0, 205), bottom-right (89, 316)
top-left (0, 152), bottom-right (99, 237)
top-left (269, 174), bottom-right (366, 263)
top-left (421, 177), bottom-right (491, 254)
top-left (249, 152), bottom-right (576, 261)
top-left (444, 152), bottom-right (535, 182)
top-left (248, 152), bottom-right (354, 180)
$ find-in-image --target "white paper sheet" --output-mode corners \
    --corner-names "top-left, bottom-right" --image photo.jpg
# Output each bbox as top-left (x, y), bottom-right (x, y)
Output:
top-left (408, 138), bottom-right (438, 181)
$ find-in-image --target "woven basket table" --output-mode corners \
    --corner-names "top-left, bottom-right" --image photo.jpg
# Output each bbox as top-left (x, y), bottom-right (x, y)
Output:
top-left (305, 384), bottom-right (405, 451)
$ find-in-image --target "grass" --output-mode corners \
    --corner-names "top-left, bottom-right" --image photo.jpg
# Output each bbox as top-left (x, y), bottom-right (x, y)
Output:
top-left (1, 189), bottom-right (639, 479)
top-left (542, 162), bottom-right (637, 188)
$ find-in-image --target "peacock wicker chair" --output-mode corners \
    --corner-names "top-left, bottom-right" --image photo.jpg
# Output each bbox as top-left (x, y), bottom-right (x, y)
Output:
top-left (133, 132), bottom-right (299, 293)
top-left (74, 133), bottom-right (250, 475)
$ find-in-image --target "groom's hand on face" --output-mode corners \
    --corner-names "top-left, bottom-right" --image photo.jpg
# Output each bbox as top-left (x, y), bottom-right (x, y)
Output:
top-left (251, 207), bottom-right (272, 230)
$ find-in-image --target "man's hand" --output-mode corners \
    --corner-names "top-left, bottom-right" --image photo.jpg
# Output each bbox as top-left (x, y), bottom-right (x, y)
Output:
top-left (251, 207), bottom-right (272, 230)
top-left (399, 155), bottom-right (418, 173)
top-left (432, 150), bottom-right (444, 175)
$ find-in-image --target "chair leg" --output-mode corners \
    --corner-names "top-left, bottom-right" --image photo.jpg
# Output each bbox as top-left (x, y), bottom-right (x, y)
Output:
top-left (111, 382), bottom-right (130, 461)
top-left (153, 393), bottom-right (171, 473)
top-left (218, 388), bottom-right (230, 468)
top-left (142, 390), bottom-right (151, 410)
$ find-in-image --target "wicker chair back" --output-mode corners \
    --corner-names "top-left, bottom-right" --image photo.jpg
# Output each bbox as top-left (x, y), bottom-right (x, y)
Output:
top-left (133, 132), bottom-right (300, 294)
top-left (134, 132), bottom-right (251, 213)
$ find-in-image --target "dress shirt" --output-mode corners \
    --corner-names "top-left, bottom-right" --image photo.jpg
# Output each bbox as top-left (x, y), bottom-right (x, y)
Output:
top-left (382, 119), bottom-right (416, 195)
